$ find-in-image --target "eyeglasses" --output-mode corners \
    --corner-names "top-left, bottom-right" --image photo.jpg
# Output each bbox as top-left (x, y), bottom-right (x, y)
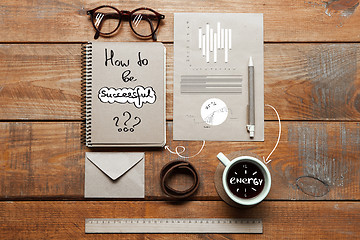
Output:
top-left (87, 6), bottom-right (165, 41)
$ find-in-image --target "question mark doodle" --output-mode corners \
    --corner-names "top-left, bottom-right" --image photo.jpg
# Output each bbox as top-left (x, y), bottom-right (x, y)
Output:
top-left (132, 117), bottom-right (141, 130)
top-left (122, 111), bottom-right (132, 132)
top-left (113, 116), bottom-right (120, 126)
top-left (123, 111), bottom-right (131, 126)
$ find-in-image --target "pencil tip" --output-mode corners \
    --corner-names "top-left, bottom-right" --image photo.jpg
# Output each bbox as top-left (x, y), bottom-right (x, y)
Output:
top-left (249, 56), bottom-right (254, 66)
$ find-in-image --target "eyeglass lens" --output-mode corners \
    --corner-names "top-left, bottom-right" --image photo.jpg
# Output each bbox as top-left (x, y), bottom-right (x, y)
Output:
top-left (93, 7), bottom-right (120, 35)
top-left (130, 9), bottom-right (159, 37)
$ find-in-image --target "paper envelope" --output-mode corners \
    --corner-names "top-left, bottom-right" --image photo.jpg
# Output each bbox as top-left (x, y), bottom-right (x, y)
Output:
top-left (85, 152), bottom-right (145, 198)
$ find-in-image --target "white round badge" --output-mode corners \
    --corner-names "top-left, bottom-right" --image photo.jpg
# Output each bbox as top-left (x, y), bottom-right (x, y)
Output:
top-left (201, 98), bottom-right (228, 126)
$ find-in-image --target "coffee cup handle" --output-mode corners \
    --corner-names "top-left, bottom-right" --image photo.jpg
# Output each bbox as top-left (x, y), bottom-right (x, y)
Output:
top-left (217, 152), bottom-right (231, 166)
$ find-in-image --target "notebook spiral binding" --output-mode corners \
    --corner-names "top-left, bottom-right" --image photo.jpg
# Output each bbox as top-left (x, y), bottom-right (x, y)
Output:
top-left (81, 42), bottom-right (93, 146)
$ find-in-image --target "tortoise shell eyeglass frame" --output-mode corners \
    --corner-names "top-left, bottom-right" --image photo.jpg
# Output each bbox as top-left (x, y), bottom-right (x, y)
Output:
top-left (87, 6), bottom-right (165, 41)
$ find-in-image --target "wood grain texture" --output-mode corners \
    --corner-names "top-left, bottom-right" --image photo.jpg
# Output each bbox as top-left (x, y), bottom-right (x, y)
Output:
top-left (0, 201), bottom-right (358, 239)
top-left (0, 43), bottom-right (359, 120)
top-left (0, 44), bottom-right (82, 120)
top-left (0, 121), bottom-right (359, 200)
top-left (264, 43), bottom-right (360, 120)
top-left (1, 1), bottom-right (359, 238)
top-left (1, 0), bottom-right (360, 42)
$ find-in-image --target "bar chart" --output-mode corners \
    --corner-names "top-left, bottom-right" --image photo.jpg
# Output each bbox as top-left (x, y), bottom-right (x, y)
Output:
top-left (198, 22), bottom-right (232, 63)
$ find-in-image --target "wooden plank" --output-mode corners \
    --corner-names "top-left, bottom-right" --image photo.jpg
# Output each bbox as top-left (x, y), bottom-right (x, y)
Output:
top-left (1, 0), bottom-right (360, 42)
top-left (264, 43), bottom-right (360, 120)
top-left (1, 43), bottom-right (359, 121)
top-left (0, 44), bottom-right (82, 120)
top-left (0, 201), bottom-right (358, 239)
top-left (0, 121), bottom-right (359, 200)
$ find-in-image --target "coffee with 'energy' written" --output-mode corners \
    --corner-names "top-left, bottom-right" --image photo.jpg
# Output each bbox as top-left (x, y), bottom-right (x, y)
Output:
top-left (226, 161), bottom-right (265, 199)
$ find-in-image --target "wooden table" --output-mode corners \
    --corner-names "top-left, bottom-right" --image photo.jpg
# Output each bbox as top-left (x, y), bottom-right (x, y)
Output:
top-left (1, 0), bottom-right (359, 239)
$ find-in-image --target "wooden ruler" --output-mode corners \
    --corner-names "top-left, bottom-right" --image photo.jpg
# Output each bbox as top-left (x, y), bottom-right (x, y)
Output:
top-left (85, 218), bottom-right (262, 234)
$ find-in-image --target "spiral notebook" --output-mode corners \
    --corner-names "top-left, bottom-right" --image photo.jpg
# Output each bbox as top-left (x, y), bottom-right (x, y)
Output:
top-left (82, 42), bottom-right (166, 147)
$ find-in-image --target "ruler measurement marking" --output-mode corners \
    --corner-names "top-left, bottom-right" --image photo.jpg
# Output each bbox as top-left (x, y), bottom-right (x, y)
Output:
top-left (85, 218), bottom-right (262, 234)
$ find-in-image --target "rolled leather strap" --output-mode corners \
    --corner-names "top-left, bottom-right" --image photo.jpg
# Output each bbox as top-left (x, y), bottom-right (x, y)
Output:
top-left (160, 160), bottom-right (200, 199)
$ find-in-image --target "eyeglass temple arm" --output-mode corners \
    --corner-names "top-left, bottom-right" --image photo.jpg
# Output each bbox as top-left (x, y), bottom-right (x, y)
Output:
top-left (143, 14), bottom-right (164, 41)
top-left (146, 18), bottom-right (157, 41)
top-left (94, 18), bottom-right (104, 39)
top-left (103, 13), bottom-right (121, 19)
top-left (129, 13), bottom-right (162, 20)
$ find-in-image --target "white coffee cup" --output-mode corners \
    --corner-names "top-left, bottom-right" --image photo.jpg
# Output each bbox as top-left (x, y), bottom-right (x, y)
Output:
top-left (217, 152), bottom-right (271, 206)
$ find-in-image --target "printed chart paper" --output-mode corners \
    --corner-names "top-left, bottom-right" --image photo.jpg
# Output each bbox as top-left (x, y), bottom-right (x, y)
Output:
top-left (173, 13), bottom-right (264, 141)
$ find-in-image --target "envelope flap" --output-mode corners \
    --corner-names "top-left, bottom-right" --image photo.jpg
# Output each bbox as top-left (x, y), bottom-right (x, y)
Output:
top-left (86, 152), bottom-right (144, 180)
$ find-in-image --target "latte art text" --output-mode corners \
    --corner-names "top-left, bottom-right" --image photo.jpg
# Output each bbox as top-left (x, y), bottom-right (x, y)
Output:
top-left (229, 177), bottom-right (263, 186)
